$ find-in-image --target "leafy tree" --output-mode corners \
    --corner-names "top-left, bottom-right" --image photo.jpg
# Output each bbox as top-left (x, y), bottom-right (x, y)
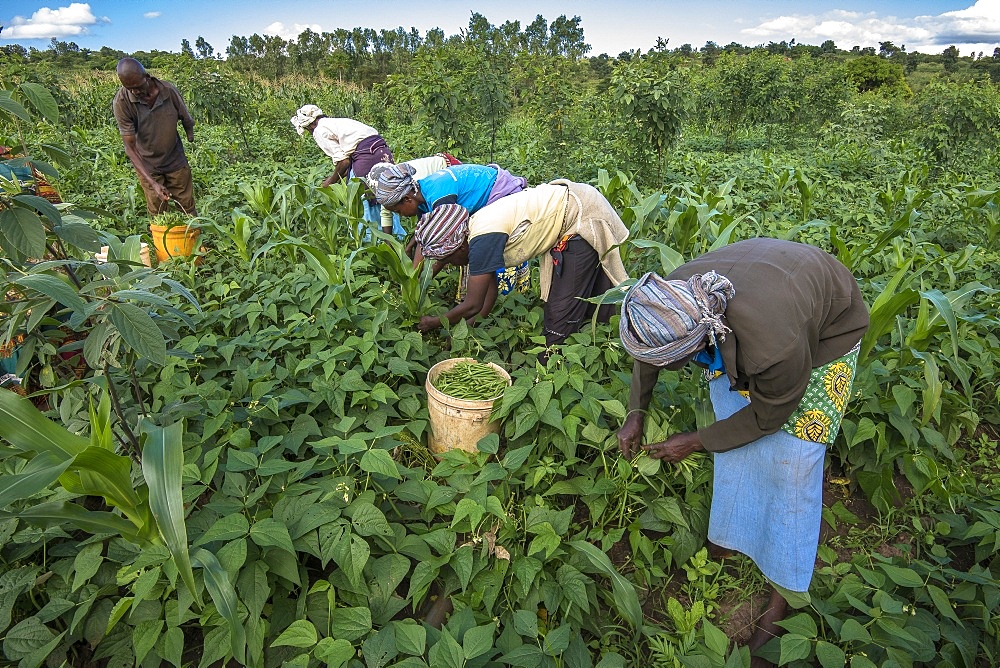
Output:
top-left (844, 55), bottom-right (910, 96)
top-left (195, 36), bottom-right (214, 60)
top-left (942, 45), bottom-right (960, 72)
top-left (879, 41), bottom-right (902, 59)
top-left (610, 56), bottom-right (691, 177)
top-left (180, 39), bottom-right (194, 59)
top-left (700, 51), bottom-right (796, 147)
top-left (913, 77), bottom-right (1000, 164)
top-left (548, 15), bottom-right (590, 60)
top-left (701, 41), bottom-right (721, 66)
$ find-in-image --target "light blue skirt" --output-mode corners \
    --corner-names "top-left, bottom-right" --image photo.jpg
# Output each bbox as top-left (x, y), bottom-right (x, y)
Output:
top-left (707, 376), bottom-right (825, 593)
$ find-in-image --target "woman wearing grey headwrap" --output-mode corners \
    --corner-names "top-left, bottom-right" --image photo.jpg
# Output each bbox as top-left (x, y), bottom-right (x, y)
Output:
top-left (617, 238), bottom-right (869, 663)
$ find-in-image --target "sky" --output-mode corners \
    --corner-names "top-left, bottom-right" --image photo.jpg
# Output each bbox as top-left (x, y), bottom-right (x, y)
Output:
top-left (2, 1), bottom-right (1000, 58)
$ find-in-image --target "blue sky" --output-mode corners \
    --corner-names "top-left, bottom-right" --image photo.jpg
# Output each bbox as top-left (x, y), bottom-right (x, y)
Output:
top-left (2, 1), bottom-right (999, 57)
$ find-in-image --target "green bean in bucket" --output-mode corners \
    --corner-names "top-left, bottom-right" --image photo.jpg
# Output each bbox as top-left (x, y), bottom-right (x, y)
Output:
top-left (433, 361), bottom-right (507, 400)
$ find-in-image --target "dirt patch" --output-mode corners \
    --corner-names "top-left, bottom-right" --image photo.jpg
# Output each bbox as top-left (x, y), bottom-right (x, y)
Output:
top-left (717, 592), bottom-right (766, 646)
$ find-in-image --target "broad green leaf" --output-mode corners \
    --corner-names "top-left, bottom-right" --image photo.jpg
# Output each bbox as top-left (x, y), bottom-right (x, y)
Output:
top-left (463, 622), bottom-right (496, 660)
top-left (133, 619), bottom-right (163, 665)
top-left (500, 643), bottom-right (545, 666)
top-left (349, 501), bottom-right (393, 537)
top-left (393, 621), bottom-right (426, 656)
top-left (0, 207), bottom-right (46, 258)
top-left (568, 540), bottom-right (642, 630)
top-left (0, 501), bottom-right (139, 541)
top-left (13, 194), bottom-right (61, 227)
top-left (71, 542), bottom-right (103, 592)
top-left (141, 421), bottom-right (198, 602)
top-left (191, 547), bottom-right (245, 664)
top-left (815, 640), bottom-right (846, 668)
top-left (105, 597), bottom-right (134, 635)
top-left (428, 628), bottom-right (464, 668)
top-left (0, 567), bottom-right (37, 632)
top-left (19, 82), bottom-right (59, 124)
top-left (250, 518), bottom-right (296, 554)
top-left (0, 92), bottom-right (31, 122)
top-left (330, 606), bottom-right (372, 641)
top-left (702, 619), bottom-right (729, 657)
top-left (271, 620), bottom-right (318, 648)
top-left (838, 618), bottom-right (872, 643)
top-left (0, 382), bottom-right (88, 458)
top-left (160, 626), bottom-right (184, 668)
top-left (926, 584), bottom-right (961, 624)
top-left (315, 637), bottom-right (357, 667)
top-left (61, 446), bottom-right (143, 519)
top-left (2, 617), bottom-right (55, 661)
top-left (195, 513), bottom-right (250, 545)
top-left (878, 563), bottom-right (923, 588)
top-left (362, 626), bottom-right (398, 668)
top-left (776, 612), bottom-right (817, 638)
top-left (542, 623), bottom-right (572, 654)
top-left (110, 303), bottom-right (167, 365)
top-left (360, 448), bottom-right (401, 479)
top-left (0, 453), bottom-right (71, 508)
top-left (513, 609), bottom-right (539, 638)
top-left (13, 273), bottom-right (85, 314)
top-left (54, 221), bottom-right (101, 251)
top-left (778, 633), bottom-right (812, 664)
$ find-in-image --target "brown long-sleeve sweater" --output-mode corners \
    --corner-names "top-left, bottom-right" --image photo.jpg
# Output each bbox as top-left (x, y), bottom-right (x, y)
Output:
top-left (627, 238), bottom-right (870, 452)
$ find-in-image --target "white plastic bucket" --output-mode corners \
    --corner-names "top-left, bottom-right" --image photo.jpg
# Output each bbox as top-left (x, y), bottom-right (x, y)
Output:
top-left (425, 357), bottom-right (512, 454)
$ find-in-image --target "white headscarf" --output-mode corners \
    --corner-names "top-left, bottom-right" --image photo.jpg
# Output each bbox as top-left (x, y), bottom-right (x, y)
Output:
top-left (290, 104), bottom-right (323, 135)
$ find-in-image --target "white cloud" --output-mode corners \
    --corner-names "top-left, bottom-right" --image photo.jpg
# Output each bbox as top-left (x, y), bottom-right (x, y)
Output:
top-left (143, 12), bottom-right (161, 19)
top-left (2, 2), bottom-right (109, 39)
top-left (263, 21), bottom-right (323, 41)
top-left (741, 2), bottom-right (1000, 54)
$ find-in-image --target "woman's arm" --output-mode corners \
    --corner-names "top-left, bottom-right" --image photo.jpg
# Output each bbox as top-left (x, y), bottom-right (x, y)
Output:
top-left (322, 157), bottom-right (352, 187)
top-left (417, 273), bottom-right (494, 332)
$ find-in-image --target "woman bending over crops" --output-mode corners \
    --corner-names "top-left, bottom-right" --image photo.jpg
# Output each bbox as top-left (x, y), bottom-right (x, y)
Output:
top-left (616, 238), bottom-right (869, 665)
top-left (412, 181), bottom-right (630, 347)
top-left (290, 105), bottom-right (393, 187)
top-left (365, 153), bottom-right (461, 236)
top-left (376, 162), bottom-right (532, 301)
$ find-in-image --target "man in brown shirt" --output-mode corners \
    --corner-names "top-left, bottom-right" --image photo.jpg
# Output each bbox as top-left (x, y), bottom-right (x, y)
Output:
top-left (617, 238), bottom-right (869, 663)
top-left (112, 58), bottom-right (196, 217)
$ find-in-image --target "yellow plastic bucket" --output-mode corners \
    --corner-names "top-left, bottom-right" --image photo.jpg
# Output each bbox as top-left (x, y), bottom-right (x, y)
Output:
top-left (149, 223), bottom-right (200, 262)
top-left (425, 358), bottom-right (512, 454)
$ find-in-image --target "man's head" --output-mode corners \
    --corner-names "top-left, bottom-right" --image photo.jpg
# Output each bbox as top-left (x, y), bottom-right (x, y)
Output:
top-left (619, 271), bottom-right (735, 368)
top-left (414, 204), bottom-right (470, 263)
top-left (290, 105), bottom-right (324, 136)
top-left (374, 163), bottom-right (420, 216)
top-left (117, 58), bottom-right (154, 103)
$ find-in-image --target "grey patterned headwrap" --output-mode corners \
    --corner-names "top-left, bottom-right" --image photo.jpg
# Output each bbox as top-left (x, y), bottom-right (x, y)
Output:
top-left (620, 271), bottom-right (735, 367)
top-left (375, 163), bottom-right (417, 206)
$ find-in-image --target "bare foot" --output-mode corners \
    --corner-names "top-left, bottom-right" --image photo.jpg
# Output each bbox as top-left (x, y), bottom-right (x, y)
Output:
top-left (707, 540), bottom-right (735, 560)
top-left (748, 586), bottom-right (788, 667)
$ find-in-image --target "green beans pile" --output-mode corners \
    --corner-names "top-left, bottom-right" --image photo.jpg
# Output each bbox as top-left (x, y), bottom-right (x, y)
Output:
top-left (433, 361), bottom-right (507, 400)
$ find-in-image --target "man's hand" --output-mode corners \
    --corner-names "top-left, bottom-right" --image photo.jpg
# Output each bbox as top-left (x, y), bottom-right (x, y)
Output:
top-left (153, 182), bottom-right (171, 202)
top-left (186, 128), bottom-right (194, 143)
top-left (417, 316), bottom-right (442, 333)
top-left (644, 431), bottom-right (704, 463)
top-left (617, 411), bottom-right (645, 459)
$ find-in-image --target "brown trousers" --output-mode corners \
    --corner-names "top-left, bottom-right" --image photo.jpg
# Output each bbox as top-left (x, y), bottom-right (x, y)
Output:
top-left (137, 165), bottom-right (197, 217)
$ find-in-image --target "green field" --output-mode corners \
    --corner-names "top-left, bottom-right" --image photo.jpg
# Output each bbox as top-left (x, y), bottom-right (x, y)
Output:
top-left (2, 27), bottom-right (1000, 668)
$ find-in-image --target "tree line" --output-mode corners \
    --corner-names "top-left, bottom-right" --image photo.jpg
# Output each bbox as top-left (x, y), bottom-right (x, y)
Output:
top-left (4, 12), bottom-right (1000, 86)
